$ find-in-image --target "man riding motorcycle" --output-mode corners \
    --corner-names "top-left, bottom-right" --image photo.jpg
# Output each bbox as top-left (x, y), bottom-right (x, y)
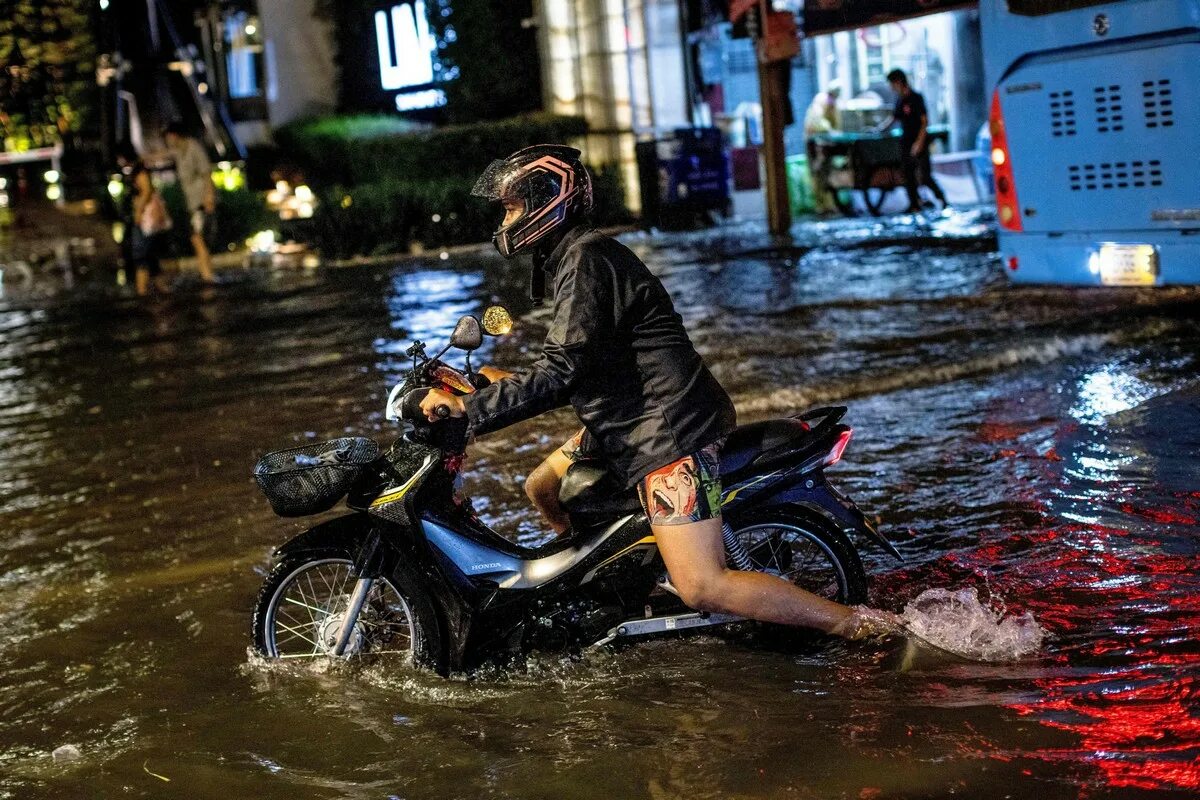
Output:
top-left (419, 145), bottom-right (898, 640)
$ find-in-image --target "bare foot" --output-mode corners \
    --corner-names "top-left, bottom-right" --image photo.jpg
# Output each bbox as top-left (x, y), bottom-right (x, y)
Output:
top-left (833, 606), bottom-right (905, 640)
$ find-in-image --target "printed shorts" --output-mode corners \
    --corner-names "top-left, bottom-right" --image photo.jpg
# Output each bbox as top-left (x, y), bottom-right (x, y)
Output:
top-left (561, 429), bottom-right (723, 526)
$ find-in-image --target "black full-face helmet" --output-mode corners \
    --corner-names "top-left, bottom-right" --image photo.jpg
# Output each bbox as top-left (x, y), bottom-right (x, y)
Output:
top-left (471, 144), bottom-right (594, 259)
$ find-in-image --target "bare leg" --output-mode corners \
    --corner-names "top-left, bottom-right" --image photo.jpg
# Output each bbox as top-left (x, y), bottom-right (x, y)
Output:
top-left (654, 516), bottom-right (898, 639)
top-left (526, 452), bottom-right (572, 535)
top-left (525, 429), bottom-right (588, 535)
top-left (191, 232), bottom-right (215, 283)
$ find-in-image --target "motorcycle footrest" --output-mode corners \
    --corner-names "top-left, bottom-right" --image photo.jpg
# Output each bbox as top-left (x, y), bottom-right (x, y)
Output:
top-left (609, 611), bottom-right (742, 639)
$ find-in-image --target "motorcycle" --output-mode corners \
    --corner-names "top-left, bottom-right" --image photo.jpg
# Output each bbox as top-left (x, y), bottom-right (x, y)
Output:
top-left (250, 307), bottom-right (902, 674)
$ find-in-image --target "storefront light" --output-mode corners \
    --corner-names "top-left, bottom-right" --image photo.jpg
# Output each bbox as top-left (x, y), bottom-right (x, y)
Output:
top-left (44, 169), bottom-right (60, 184)
top-left (46, 184), bottom-right (62, 201)
top-left (249, 230), bottom-right (276, 253)
top-left (107, 177), bottom-right (123, 198)
top-left (211, 162), bottom-right (245, 191)
top-left (294, 185), bottom-right (314, 203)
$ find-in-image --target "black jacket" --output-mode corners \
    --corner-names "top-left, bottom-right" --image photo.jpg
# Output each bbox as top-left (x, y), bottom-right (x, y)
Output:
top-left (465, 225), bottom-right (736, 487)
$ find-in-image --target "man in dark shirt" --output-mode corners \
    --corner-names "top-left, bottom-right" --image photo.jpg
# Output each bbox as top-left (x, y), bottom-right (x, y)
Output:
top-left (420, 145), bottom-right (900, 640)
top-left (884, 68), bottom-right (948, 213)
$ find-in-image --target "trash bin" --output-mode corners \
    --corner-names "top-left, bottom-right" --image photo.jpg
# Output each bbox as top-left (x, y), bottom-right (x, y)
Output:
top-left (785, 154), bottom-right (816, 215)
top-left (636, 128), bottom-right (731, 230)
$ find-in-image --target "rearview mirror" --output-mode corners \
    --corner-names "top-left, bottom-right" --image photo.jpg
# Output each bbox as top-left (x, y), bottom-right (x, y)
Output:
top-left (449, 315), bottom-right (483, 351)
top-left (482, 305), bottom-right (513, 336)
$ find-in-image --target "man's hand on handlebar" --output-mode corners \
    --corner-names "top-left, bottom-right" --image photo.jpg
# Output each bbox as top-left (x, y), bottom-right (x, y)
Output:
top-left (478, 366), bottom-right (515, 382)
top-left (419, 388), bottom-right (466, 422)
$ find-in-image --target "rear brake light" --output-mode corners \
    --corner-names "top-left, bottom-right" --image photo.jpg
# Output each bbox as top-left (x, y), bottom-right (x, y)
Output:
top-left (823, 429), bottom-right (853, 466)
top-left (990, 89), bottom-right (1023, 233)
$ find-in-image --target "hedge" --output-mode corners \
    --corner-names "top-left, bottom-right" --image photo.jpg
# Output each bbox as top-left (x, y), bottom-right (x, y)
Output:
top-left (301, 178), bottom-right (491, 259)
top-left (274, 112), bottom-right (590, 187)
top-left (272, 112), bottom-right (630, 258)
top-left (301, 164), bottom-right (631, 259)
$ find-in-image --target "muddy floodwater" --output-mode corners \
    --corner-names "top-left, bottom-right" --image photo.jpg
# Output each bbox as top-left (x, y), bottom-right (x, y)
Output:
top-left (2, 213), bottom-right (1198, 798)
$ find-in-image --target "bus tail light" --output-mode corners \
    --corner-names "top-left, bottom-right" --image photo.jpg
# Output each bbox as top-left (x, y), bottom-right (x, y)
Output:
top-left (990, 90), bottom-right (1022, 233)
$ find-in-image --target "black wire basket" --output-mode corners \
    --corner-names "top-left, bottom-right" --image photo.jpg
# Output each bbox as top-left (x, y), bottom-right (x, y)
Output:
top-left (254, 437), bottom-right (381, 517)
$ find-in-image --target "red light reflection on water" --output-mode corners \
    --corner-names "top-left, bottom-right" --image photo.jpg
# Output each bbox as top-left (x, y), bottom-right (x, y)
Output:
top-left (992, 523), bottom-right (1200, 791)
top-left (884, 375), bottom-right (1200, 791)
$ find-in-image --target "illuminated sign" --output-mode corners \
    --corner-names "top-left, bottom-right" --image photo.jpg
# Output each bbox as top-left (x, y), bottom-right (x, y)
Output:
top-left (375, 1), bottom-right (446, 110)
top-left (395, 89), bottom-right (446, 111)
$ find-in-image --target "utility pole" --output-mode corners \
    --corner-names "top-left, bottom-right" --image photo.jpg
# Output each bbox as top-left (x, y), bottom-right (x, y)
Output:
top-left (733, 0), bottom-right (798, 236)
top-left (757, 57), bottom-right (791, 235)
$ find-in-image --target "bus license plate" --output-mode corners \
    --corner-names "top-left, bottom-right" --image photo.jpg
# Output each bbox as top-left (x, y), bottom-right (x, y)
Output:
top-left (1098, 244), bottom-right (1158, 286)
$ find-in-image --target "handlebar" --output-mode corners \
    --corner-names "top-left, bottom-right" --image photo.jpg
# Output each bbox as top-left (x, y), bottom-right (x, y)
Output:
top-left (399, 388), bottom-right (454, 422)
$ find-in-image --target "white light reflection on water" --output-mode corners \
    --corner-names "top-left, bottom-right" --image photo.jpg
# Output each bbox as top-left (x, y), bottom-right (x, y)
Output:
top-left (374, 268), bottom-right (489, 384)
top-left (1069, 365), bottom-right (1160, 424)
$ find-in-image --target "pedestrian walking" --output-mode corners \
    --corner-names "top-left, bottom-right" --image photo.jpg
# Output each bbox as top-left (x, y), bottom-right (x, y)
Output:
top-left (130, 165), bottom-right (173, 296)
top-left (164, 122), bottom-right (217, 283)
top-left (882, 69), bottom-right (948, 213)
top-left (114, 146), bottom-right (140, 277)
top-left (803, 81), bottom-right (842, 214)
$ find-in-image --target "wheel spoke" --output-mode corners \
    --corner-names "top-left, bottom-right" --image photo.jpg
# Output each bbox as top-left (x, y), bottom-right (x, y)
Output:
top-left (264, 559), bottom-right (418, 660)
top-left (284, 596), bottom-right (329, 616)
top-left (733, 521), bottom-right (849, 602)
top-left (275, 620), bottom-right (319, 647)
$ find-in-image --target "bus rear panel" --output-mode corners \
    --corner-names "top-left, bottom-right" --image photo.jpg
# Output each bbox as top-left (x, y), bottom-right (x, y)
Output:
top-left (982, 0), bottom-right (1200, 285)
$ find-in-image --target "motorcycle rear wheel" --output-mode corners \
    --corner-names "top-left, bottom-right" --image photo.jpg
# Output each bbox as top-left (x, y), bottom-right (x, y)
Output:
top-left (252, 551), bottom-right (445, 671)
top-left (728, 506), bottom-right (868, 605)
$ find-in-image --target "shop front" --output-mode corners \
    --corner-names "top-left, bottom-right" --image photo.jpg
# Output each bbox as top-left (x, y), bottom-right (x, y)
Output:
top-left (684, 1), bottom-right (988, 216)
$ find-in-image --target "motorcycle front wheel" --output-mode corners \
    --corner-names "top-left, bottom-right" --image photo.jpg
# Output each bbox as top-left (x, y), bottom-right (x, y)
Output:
top-left (728, 506), bottom-right (868, 606)
top-left (252, 551), bottom-right (446, 672)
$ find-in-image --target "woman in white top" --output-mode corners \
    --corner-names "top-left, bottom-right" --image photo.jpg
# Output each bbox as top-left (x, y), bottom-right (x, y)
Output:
top-left (130, 166), bottom-right (173, 296)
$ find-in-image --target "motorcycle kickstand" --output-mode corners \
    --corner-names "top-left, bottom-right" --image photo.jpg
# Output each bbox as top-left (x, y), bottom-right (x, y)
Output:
top-left (331, 577), bottom-right (373, 657)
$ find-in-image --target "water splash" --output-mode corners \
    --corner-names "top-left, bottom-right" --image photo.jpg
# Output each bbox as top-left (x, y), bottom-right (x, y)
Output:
top-left (901, 588), bottom-right (1046, 662)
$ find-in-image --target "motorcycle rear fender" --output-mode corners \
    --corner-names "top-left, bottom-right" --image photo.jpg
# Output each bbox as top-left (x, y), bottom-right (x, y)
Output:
top-left (752, 476), bottom-right (904, 562)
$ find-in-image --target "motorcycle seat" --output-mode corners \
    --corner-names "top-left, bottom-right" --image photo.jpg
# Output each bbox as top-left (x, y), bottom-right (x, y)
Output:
top-left (559, 462), bottom-right (642, 516)
top-left (719, 418), bottom-right (812, 482)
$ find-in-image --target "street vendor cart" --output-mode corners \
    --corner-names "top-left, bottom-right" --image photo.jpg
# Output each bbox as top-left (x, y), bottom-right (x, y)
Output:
top-left (811, 127), bottom-right (949, 216)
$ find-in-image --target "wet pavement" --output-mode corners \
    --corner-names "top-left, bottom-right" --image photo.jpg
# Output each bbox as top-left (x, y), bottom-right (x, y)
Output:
top-left (1, 210), bottom-right (1198, 798)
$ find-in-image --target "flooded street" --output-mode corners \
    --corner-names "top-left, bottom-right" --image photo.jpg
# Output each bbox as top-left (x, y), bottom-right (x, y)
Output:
top-left (2, 212), bottom-right (1198, 798)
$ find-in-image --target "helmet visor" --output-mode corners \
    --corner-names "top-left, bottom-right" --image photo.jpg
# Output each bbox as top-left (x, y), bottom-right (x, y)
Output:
top-left (471, 158), bottom-right (566, 209)
top-left (471, 159), bottom-right (524, 202)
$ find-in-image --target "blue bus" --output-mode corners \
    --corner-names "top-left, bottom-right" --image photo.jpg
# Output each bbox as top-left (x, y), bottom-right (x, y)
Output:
top-left (981, 0), bottom-right (1199, 285)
